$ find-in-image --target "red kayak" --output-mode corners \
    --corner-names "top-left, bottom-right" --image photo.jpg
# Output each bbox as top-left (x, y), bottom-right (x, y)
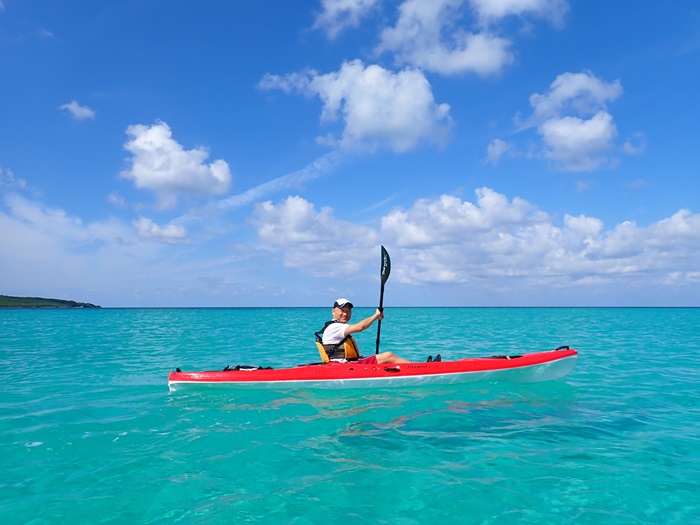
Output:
top-left (167, 346), bottom-right (577, 391)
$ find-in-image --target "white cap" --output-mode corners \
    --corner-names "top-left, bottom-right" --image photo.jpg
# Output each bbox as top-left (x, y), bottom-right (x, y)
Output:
top-left (333, 298), bottom-right (353, 308)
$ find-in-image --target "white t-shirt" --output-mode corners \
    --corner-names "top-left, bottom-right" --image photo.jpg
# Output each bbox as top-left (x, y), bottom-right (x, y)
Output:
top-left (322, 322), bottom-right (347, 345)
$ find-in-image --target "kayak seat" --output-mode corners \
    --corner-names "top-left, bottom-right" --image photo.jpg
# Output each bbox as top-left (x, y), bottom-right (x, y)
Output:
top-left (316, 341), bottom-right (330, 363)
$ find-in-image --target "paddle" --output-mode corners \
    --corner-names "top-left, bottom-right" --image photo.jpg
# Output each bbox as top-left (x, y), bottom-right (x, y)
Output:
top-left (375, 245), bottom-right (391, 354)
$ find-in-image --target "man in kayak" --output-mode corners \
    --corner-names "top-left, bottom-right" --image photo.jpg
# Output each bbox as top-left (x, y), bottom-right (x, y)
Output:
top-left (316, 298), bottom-right (412, 364)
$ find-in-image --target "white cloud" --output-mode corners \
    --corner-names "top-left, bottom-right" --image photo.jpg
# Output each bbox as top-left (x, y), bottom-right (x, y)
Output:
top-left (526, 71), bottom-right (623, 125)
top-left (502, 71), bottom-right (630, 172)
top-left (0, 192), bottom-right (142, 300)
top-left (59, 100), bottom-right (96, 120)
top-left (120, 121), bottom-right (232, 209)
top-left (3, 192), bottom-right (126, 243)
top-left (3, 185), bottom-right (700, 306)
top-left (254, 196), bottom-right (344, 244)
top-left (3, 184), bottom-right (260, 298)
top-left (469, 0), bottom-right (569, 26)
top-left (252, 195), bottom-right (378, 276)
top-left (312, 1), bottom-right (567, 76)
top-left (486, 138), bottom-right (513, 163)
top-left (381, 187), bottom-right (548, 246)
top-left (377, 0), bottom-right (513, 76)
top-left (313, 0), bottom-right (381, 38)
top-left (108, 192), bottom-right (126, 208)
top-left (0, 166), bottom-right (27, 189)
top-left (650, 209), bottom-right (700, 248)
top-left (260, 60), bottom-right (453, 153)
top-left (621, 132), bottom-right (646, 155)
top-left (250, 187), bottom-right (700, 295)
top-left (0, 189), bottom-right (248, 305)
top-left (132, 216), bottom-right (188, 244)
top-left (258, 70), bottom-right (312, 93)
top-left (539, 111), bottom-right (618, 171)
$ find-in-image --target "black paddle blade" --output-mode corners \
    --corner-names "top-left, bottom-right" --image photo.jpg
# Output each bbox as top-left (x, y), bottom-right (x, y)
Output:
top-left (380, 245), bottom-right (391, 284)
top-left (376, 245), bottom-right (391, 353)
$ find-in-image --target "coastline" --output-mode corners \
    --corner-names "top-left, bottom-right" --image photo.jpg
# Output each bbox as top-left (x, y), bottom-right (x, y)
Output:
top-left (0, 295), bottom-right (101, 308)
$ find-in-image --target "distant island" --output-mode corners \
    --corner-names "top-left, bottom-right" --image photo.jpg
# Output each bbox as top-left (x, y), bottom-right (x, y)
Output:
top-left (0, 295), bottom-right (101, 308)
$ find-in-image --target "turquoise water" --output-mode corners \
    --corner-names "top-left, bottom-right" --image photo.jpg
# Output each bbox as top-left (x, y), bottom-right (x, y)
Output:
top-left (1, 307), bottom-right (699, 524)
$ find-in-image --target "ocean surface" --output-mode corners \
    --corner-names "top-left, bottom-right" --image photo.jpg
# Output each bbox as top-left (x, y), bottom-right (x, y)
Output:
top-left (1, 307), bottom-right (699, 524)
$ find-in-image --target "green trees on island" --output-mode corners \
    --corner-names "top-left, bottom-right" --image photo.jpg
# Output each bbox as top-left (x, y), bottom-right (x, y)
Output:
top-left (0, 295), bottom-right (101, 308)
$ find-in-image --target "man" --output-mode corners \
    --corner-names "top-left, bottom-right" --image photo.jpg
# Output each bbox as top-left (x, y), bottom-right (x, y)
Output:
top-left (316, 298), bottom-right (411, 364)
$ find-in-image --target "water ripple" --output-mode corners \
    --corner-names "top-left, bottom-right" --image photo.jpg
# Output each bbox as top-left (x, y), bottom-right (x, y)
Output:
top-left (1, 307), bottom-right (699, 524)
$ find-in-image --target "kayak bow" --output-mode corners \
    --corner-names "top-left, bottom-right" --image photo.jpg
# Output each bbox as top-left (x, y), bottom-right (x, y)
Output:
top-left (167, 347), bottom-right (577, 391)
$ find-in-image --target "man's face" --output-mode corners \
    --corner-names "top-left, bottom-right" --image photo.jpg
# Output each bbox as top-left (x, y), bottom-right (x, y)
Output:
top-left (333, 305), bottom-right (352, 323)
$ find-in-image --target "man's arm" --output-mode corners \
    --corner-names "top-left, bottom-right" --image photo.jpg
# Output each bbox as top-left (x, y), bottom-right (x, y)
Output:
top-left (343, 309), bottom-right (384, 336)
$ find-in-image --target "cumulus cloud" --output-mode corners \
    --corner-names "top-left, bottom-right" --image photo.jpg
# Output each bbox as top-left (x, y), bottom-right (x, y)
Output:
top-left (252, 195), bottom-right (378, 276)
top-left (491, 71), bottom-right (634, 172)
top-left (259, 60), bottom-right (453, 153)
top-left (538, 111), bottom-right (618, 171)
top-left (377, 0), bottom-right (513, 76)
top-left (120, 121), bottom-right (232, 209)
top-left (313, 0), bottom-right (381, 38)
top-left (59, 100), bottom-right (96, 120)
top-left (381, 187), bottom-right (548, 246)
top-left (132, 216), bottom-right (187, 244)
top-left (250, 187), bottom-right (700, 294)
top-left (525, 72), bottom-right (622, 171)
top-left (3, 184), bottom-right (700, 305)
top-left (526, 71), bottom-right (623, 125)
top-left (255, 196), bottom-right (345, 244)
top-left (313, 1), bottom-right (567, 76)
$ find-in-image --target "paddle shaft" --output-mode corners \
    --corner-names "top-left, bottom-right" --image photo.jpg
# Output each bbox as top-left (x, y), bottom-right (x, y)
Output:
top-left (375, 282), bottom-right (385, 354)
top-left (375, 246), bottom-right (390, 354)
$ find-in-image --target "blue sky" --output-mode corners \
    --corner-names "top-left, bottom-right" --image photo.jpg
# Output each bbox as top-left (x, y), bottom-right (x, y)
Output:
top-left (1, 0), bottom-right (699, 307)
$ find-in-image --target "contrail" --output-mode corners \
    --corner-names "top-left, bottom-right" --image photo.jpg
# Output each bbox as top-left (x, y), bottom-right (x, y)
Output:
top-left (217, 151), bottom-right (344, 210)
